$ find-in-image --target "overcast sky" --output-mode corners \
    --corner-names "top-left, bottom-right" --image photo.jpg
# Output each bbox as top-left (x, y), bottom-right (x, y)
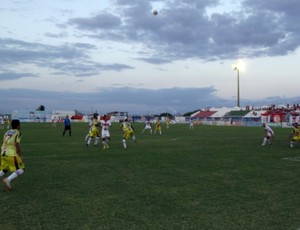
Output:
top-left (1, 0), bottom-right (300, 115)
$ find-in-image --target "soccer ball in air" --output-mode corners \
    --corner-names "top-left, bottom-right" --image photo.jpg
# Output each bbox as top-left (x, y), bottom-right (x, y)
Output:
top-left (153, 10), bottom-right (158, 16)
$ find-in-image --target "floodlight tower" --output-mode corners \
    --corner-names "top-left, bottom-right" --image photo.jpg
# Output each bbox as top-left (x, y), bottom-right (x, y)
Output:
top-left (232, 64), bottom-right (240, 107)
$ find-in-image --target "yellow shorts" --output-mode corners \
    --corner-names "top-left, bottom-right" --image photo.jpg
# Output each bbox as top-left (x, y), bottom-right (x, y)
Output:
top-left (123, 129), bottom-right (134, 139)
top-left (89, 127), bottom-right (99, 138)
top-left (292, 136), bottom-right (300, 142)
top-left (0, 155), bottom-right (25, 172)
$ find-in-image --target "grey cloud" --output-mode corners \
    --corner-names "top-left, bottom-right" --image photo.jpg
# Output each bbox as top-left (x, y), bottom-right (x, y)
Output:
top-left (100, 63), bottom-right (134, 71)
top-left (0, 38), bottom-right (85, 64)
top-left (136, 57), bottom-right (172, 65)
top-left (0, 38), bottom-right (134, 76)
top-left (44, 32), bottom-right (68, 38)
top-left (68, 13), bottom-right (122, 30)
top-left (0, 72), bottom-right (38, 81)
top-left (243, 0), bottom-right (300, 16)
top-left (73, 43), bottom-right (97, 49)
top-left (48, 62), bottom-right (134, 77)
top-left (66, 0), bottom-right (300, 63)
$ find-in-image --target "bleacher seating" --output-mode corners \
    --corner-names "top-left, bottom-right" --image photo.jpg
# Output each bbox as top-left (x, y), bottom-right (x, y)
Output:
top-left (225, 110), bottom-right (250, 117)
top-left (192, 111), bottom-right (216, 119)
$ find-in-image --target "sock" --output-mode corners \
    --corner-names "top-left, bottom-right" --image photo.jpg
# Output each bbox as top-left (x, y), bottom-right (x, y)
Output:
top-left (6, 169), bottom-right (24, 182)
top-left (87, 137), bottom-right (92, 145)
top-left (0, 171), bottom-right (5, 177)
top-left (122, 139), bottom-right (127, 148)
top-left (95, 137), bottom-right (99, 145)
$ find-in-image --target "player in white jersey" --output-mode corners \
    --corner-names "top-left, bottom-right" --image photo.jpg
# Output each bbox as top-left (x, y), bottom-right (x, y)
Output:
top-left (261, 123), bottom-right (274, 146)
top-left (189, 119), bottom-right (194, 130)
top-left (142, 120), bottom-right (152, 134)
top-left (0, 118), bottom-right (4, 129)
top-left (100, 115), bottom-right (111, 149)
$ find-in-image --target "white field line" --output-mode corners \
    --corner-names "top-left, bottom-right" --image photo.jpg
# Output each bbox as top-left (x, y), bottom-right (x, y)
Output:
top-left (282, 157), bottom-right (300, 162)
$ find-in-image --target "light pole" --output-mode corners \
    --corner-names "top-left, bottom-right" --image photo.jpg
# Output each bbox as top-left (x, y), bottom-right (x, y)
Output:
top-left (232, 65), bottom-right (240, 107)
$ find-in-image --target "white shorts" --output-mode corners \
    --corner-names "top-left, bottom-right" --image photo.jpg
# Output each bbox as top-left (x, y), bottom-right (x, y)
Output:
top-left (102, 130), bottom-right (110, 138)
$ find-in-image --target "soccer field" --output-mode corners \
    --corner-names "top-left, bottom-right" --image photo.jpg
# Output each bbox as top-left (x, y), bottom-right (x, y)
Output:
top-left (1, 122), bottom-right (300, 229)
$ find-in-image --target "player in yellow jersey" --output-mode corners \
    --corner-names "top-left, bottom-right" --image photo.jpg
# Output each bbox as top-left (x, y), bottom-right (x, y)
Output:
top-left (86, 114), bottom-right (100, 146)
top-left (5, 118), bottom-right (11, 129)
top-left (166, 117), bottom-right (170, 129)
top-left (289, 122), bottom-right (300, 148)
top-left (84, 116), bottom-right (93, 142)
top-left (120, 119), bottom-right (136, 148)
top-left (154, 119), bottom-right (162, 135)
top-left (0, 119), bottom-right (25, 190)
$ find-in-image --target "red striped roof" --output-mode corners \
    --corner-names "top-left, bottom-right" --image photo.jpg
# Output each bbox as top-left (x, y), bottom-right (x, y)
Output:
top-left (192, 111), bottom-right (217, 118)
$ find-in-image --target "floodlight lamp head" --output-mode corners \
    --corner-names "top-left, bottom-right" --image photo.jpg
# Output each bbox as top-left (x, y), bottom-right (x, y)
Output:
top-left (232, 64), bottom-right (238, 71)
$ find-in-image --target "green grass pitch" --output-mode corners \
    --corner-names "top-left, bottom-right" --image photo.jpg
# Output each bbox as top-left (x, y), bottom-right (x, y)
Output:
top-left (1, 122), bottom-right (300, 229)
